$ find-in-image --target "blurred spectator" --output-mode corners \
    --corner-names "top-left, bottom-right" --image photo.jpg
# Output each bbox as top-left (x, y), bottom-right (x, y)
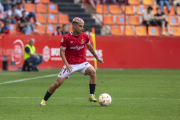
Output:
top-left (0, 20), bottom-right (10, 34)
top-left (0, 3), bottom-right (4, 13)
top-left (0, 21), bottom-right (1, 32)
top-left (155, 7), bottom-right (173, 35)
top-left (62, 24), bottom-right (68, 35)
top-left (3, 0), bottom-right (11, 11)
top-left (142, 6), bottom-right (157, 30)
top-left (82, 0), bottom-right (127, 10)
top-left (173, 0), bottom-right (180, 14)
top-left (25, 0), bottom-right (41, 3)
top-left (34, 0), bottom-right (40, 2)
top-left (108, 0), bottom-right (129, 5)
top-left (82, 0), bottom-right (129, 10)
top-left (159, 0), bottom-right (170, 13)
top-left (26, 0), bottom-right (41, 3)
top-left (23, 38), bottom-right (43, 71)
top-left (25, 0), bottom-right (34, 3)
top-left (121, 0), bottom-right (129, 5)
top-left (11, 0), bottom-right (17, 5)
top-left (0, 4), bottom-right (17, 24)
top-left (16, 2), bottom-right (39, 32)
top-left (89, 0), bottom-right (100, 10)
top-left (52, 26), bottom-right (63, 36)
top-left (11, 0), bottom-right (24, 4)
top-left (18, 10), bottom-right (31, 34)
top-left (0, 0), bottom-right (7, 3)
top-left (16, 2), bottom-right (41, 26)
top-left (84, 28), bottom-right (92, 36)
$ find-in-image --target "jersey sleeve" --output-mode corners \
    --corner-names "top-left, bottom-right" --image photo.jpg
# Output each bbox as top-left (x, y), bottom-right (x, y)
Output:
top-left (85, 34), bottom-right (91, 45)
top-left (60, 37), bottom-right (67, 49)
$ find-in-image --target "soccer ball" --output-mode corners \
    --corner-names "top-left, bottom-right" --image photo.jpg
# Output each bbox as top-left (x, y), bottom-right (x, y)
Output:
top-left (98, 93), bottom-right (112, 106)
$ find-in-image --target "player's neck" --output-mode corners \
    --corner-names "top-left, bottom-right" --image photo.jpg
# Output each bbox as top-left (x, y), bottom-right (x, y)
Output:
top-left (72, 31), bottom-right (80, 36)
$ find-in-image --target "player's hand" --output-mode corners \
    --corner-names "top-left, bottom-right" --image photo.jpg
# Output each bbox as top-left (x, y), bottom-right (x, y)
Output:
top-left (66, 64), bottom-right (73, 72)
top-left (97, 58), bottom-right (104, 64)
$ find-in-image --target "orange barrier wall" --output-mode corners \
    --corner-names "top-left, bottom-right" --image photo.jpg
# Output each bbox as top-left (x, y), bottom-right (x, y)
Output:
top-left (1, 35), bottom-right (180, 70)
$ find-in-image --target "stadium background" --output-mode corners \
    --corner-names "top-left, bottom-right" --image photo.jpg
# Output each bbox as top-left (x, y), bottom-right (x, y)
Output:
top-left (0, 0), bottom-right (180, 70)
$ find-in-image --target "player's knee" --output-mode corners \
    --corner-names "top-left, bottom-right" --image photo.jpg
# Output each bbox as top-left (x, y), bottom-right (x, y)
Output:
top-left (54, 78), bottom-right (65, 88)
top-left (90, 69), bottom-right (96, 77)
top-left (54, 81), bottom-right (61, 88)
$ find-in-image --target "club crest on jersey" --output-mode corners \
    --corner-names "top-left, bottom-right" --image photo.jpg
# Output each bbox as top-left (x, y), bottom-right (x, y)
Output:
top-left (70, 41), bottom-right (73, 44)
top-left (81, 39), bottom-right (84, 44)
top-left (59, 73), bottom-right (62, 76)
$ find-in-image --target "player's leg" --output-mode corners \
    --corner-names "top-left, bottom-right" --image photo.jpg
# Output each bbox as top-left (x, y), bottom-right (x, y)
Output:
top-left (85, 66), bottom-right (96, 84)
top-left (40, 66), bottom-right (72, 105)
top-left (40, 77), bottom-right (67, 105)
top-left (84, 65), bottom-right (97, 102)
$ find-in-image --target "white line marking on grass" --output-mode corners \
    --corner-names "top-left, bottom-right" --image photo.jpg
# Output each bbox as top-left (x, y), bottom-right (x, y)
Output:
top-left (0, 97), bottom-right (180, 100)
top-left (0, 74), bottom-right (57, 85)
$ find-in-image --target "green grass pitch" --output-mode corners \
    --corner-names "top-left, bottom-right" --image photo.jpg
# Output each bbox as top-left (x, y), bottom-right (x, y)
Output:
top-left (0, 69), bottom-right (180, 120)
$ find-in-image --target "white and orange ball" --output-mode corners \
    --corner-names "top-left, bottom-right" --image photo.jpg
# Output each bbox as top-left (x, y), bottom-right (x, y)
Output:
top-left (98, 93), bottom-right (112, 106)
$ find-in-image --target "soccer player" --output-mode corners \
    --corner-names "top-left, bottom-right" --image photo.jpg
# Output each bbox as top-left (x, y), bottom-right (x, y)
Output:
top-left (40, 17), bottom-right (103, 105)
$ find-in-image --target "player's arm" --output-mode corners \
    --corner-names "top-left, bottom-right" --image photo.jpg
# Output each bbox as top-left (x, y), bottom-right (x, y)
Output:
top-left (60, 48), bottom-right (72, 72)
top-left (86, 44), bottom-right (103, 64)
top-left (60, 48), bottom-right (69, 66)
top-left (60, 37), bottom-right (72, 72)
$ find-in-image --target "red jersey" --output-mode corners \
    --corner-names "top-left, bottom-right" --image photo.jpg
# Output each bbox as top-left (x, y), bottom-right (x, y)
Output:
top-left (60, 32), bottom-right (90, 64)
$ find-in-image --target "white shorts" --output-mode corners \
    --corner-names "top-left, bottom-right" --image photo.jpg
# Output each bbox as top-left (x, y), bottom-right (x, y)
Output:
top-left (58, 62), bottom-right (93, 78)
